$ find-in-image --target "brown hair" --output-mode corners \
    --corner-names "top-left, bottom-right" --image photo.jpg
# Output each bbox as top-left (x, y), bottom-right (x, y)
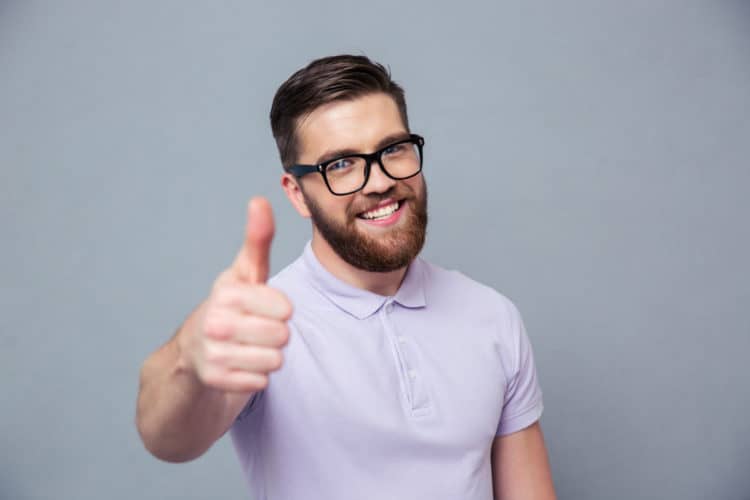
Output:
top-left (270, 54), bottom-right (409, 168)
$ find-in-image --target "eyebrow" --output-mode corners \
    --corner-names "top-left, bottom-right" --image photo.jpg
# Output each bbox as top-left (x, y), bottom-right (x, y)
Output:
top-left (312, 132), bottom-right (412, 165)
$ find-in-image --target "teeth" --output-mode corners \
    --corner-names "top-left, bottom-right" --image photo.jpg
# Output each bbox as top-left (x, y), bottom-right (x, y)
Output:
top-left (361, 202), bottom-right (399, 220)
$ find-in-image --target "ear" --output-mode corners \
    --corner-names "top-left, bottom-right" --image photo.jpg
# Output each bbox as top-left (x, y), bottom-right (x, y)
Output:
top-left (281, 173), bottom-right (312, 218)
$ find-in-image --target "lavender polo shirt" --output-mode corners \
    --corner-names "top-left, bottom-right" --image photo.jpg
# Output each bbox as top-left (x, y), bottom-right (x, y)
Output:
top-left (230, 241), bottom-right (544, 499)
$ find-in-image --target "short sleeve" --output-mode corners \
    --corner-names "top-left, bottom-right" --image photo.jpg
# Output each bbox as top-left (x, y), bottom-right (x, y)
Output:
top-left (496, 305), bottom-right (544, 436)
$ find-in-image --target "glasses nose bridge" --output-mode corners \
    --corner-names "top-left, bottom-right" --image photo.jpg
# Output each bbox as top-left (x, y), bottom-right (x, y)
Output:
top-left (363, 149), bottom-right (386, 173)
top-left (361, 150), bottom-right (395, 192)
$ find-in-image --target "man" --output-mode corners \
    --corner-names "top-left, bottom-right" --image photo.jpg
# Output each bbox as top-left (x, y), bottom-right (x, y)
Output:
top-left (136, 54), bottom-right (556, 500)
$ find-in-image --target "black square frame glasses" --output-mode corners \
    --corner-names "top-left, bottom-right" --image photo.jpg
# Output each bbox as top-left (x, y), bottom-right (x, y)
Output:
top-left (284, 134), bottom-right (425, 196)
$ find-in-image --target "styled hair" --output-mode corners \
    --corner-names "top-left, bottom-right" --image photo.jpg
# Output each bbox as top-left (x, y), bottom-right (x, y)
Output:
top-left (270, 54), bottom-right (409, 168)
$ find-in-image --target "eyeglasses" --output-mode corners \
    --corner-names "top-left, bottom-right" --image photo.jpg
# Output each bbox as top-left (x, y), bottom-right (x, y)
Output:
top-left (285, 134), bottom-right (425, 196)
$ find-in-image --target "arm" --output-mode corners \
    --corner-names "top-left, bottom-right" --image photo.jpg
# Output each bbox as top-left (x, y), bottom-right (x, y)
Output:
top-left (135, 198), bottom-right (291, 462)
top-left (491, 422), bottom-right (556, 500)
top-left (135, 302), bottom-right (256, 463)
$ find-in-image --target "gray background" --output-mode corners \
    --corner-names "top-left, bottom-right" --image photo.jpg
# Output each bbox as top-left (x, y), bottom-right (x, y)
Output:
top-left (1, 1), bottom-right (748, 499)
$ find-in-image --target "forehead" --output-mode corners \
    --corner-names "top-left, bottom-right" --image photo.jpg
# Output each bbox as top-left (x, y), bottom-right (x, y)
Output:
top-left (295, 93), bottom-right (407, 163)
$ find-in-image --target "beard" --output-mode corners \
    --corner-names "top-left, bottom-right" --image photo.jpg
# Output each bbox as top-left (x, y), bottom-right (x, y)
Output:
top-left (302, 179), bottom-right (428, 273)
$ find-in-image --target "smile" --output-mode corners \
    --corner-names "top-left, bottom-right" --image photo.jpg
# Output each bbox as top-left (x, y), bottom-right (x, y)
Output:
top-left (357, 200), bottom-right (403, 220)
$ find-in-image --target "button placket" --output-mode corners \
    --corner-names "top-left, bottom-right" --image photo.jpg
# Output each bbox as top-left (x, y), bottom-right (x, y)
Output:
top-left (379, 301), bottom-right (431, 414)
top-left (379, 302), bottom-right (412, 409)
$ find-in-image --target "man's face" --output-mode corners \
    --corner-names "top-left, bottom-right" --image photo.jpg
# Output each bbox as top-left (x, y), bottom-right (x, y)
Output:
top-left (291, 92), bottom-right (428, 273)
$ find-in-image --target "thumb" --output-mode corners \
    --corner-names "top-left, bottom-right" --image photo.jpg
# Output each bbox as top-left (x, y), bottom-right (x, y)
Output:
top-left (232, 197), bottom-right (275, 284)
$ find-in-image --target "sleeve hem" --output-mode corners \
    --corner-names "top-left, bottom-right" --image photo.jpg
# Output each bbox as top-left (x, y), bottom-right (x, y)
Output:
top-left (496, 400), bottom-right (544, 436)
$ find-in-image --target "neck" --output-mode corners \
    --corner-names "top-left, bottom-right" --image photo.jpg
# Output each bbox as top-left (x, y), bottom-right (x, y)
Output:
top-left (310, 230), bottom-right (408, 297)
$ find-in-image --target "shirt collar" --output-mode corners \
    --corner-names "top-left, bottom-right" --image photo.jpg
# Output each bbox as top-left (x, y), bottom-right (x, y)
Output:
top-left (301, 241), bottom-right (427, 320)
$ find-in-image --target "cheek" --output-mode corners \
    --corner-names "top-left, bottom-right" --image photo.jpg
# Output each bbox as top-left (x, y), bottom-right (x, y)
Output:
top-left (321, 196), bottom-right (357, 222)
top-left (405, 176), bottom-right (425, 198)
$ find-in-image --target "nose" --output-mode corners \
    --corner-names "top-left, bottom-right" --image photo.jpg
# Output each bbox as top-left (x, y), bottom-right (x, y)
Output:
top-left (361, 160), bottom-right (396, 195)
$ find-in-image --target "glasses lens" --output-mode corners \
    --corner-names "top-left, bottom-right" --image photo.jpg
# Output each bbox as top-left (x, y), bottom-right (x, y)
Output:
top-left (381, 141), bottom-right (422, 179)
top-left (322, 139), bottom-right (423, 195)
top-left (324, 157), bottom-right (367, 194)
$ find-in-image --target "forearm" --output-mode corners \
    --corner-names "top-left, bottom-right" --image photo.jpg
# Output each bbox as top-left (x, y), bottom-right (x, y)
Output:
top-left (136, 306), bottom-right (251, 462)
top-left (492, 423), bottom-right (556, 500)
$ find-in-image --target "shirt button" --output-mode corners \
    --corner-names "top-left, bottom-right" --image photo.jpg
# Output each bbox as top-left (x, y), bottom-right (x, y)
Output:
top-left (385, 303), bottom-right (395, 313)
top-left (408, 369), bottom-right (417, 379)
top-left (397, 336), bottom-right (407, 344)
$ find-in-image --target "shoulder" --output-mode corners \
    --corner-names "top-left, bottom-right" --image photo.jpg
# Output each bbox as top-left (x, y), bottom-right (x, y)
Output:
top-left (418, 258), bottom-right (526, 355)
top-left (420, 258), bottom-right (521, 320)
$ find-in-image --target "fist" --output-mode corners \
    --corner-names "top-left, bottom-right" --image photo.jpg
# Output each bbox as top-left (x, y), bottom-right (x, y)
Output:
top-left (178, 197), bottom-right (293, 393)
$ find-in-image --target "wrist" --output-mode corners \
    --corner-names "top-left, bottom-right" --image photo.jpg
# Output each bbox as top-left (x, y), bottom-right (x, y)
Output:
top-left (174, 327), bottom-right (198, 378)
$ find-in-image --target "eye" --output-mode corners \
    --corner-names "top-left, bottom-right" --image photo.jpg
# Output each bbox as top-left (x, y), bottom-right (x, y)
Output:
top-left (326, 158), bottom-right (353, 172)
top-left (383, 143), bottom-right (406, 156)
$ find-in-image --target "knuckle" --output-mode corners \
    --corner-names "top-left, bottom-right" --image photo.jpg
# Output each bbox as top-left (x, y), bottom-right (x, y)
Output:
top-left (203, 344), bottom-right (226, 365)
top-left (250, 283), bottom-right (265, 294)
top-left (276, 324), bottom-right (290, 346)
top-left (210, 286), bottom-right (231, 305)
top-left (269, 350), bottom-right (284, 370)
top-left (204, 314), bottom-right (232, 340)
top-left (201, 368), bottom-right (224, 388)
top-left (203, 315), bottom-right (220, 338)
top-left (282, 304), bottom-right (293, 321)
top-left (255, 374), bottom-right (269, 390)
top-left (238, 373), bottom-right (268, 393)
top-left (214, 285), bottom-right (247, 310)
top-left (263, 286), bottom-right (293, 318)
top-left (279, 294), bottom-right (294, 319)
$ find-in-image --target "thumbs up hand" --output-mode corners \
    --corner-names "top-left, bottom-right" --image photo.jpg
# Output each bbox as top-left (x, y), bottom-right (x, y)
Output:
top-left (178, 197), bottom-right (293, 393)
